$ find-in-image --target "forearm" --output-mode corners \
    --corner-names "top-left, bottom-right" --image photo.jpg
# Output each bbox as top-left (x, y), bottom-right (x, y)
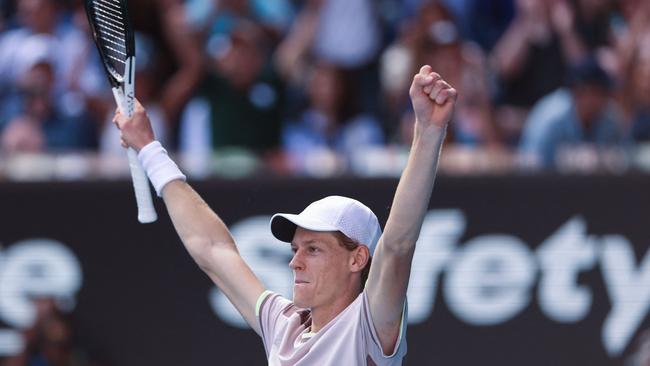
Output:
top-left (492, 21), bottom-right (530, 78)
top-left (382, 125), bottom-right (446, 252)
top-left (162, 180), bottom-right (238, 270)
top-left (274, 10), bottom-right (319, 83)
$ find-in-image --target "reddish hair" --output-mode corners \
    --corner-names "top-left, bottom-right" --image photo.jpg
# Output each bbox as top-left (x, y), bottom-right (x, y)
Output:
top-left (334, 231), bottom-right (372, 291)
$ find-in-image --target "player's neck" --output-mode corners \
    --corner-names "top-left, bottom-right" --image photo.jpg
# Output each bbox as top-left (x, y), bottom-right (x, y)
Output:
top-left (309, 289), bottom-right (360, 333)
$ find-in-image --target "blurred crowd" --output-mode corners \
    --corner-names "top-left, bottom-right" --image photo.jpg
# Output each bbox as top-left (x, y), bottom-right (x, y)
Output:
top-left (1, 0), bottom-right (650, 176)
top-left (1, 298), bottom-right (108, 366)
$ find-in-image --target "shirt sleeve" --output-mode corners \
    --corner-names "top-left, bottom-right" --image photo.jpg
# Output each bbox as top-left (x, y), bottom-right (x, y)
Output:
top-left (360, 291), bottom-right (408, 365)
top-left (256, 290), bottom-right (293, 357)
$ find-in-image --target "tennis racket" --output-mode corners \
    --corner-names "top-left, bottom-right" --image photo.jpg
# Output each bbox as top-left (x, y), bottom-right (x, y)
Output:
top-left (84, 0), bottom-right (157, 223)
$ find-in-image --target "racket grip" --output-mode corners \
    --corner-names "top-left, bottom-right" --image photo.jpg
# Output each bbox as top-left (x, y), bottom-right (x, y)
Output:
top-left (113, 83), bottom-right (158, 224)
top-left (127, 147), bottom-right (158, 223)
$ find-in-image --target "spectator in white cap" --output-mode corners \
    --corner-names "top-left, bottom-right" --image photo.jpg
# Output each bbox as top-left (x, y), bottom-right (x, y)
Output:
top-left (112, 64), bottom-right (457, 365)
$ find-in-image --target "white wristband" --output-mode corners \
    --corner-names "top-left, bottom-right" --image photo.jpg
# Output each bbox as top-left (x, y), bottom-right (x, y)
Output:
top-left (138, 141), bottom-right (186, 197)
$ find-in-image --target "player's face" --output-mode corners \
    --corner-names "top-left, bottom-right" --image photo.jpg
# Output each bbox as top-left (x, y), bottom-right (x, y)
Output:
top-left (289, 228), bottom-right (354, 309)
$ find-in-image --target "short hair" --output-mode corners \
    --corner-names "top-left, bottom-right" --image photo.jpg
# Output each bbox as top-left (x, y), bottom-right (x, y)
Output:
top-left (334, 231), bottom-right (372, 291)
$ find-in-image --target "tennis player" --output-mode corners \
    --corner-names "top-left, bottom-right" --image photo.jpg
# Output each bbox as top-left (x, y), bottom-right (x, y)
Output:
top-left (113, 65), bottom-right (456, 365)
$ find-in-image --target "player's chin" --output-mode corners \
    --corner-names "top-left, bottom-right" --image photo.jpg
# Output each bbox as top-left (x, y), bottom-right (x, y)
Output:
top-left (292, 287), bottom-right (312, 308)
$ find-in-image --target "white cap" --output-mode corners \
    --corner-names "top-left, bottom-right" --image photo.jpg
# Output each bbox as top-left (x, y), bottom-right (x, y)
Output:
top-left (270, 195), bottom-right (382, 255)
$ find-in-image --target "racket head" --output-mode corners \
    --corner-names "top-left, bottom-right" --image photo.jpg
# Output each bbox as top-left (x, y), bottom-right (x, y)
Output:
top-left (84, 0), bottom-right (135, 87)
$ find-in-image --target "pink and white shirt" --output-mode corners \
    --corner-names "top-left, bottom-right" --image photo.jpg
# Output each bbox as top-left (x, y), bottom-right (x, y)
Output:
top-left (256, 290), bottom-right (407, 366)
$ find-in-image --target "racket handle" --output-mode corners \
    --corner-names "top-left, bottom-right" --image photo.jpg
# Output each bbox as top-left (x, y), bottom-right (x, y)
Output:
top-left (113, 83), bottom-right (158, 224)
top-left (127, 147), bottom-right (158, 223)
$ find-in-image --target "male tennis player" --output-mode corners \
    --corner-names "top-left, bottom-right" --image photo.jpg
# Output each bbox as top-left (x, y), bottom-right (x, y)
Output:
top-left (114, 64), bottom-right (456, 365)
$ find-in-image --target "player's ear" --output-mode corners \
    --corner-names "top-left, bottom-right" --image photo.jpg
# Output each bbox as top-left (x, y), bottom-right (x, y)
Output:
top-left (349, 246), bottom-right (369, 273)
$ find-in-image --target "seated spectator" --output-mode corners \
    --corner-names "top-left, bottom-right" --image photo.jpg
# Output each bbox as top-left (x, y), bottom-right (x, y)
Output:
top-left (0, 0), bottom-right (104, 112)
top-left (518, 57), bottom-right (624, 168)
top-left (281, 60), bottom-right (384, 173)
top-left (0, 39), bottom-right (96, 153)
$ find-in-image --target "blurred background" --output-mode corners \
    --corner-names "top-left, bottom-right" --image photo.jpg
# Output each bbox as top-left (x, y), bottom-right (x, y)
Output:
top-left (0, 0), bottom-right (650, 177)
top-left (1, 0), bottom-right (650, 365)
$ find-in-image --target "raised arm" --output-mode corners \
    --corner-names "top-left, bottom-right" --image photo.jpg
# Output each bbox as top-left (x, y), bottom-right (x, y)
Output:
top-left (114, 102), bottom-right (266, 334)
top-left (156, 0), bottom-right (204, 125)
top-left (365, 65), bottom-right (456, 354)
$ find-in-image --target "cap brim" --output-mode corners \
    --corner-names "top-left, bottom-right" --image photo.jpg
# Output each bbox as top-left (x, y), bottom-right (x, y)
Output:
top-left (270, 213), bottom-right (340, 243)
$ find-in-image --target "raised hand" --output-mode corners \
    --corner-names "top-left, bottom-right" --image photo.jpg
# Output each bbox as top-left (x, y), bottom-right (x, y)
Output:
top-left (112, 99), bottom-right (155, 151)
top-left (408, 65), bottom-right (457, 133)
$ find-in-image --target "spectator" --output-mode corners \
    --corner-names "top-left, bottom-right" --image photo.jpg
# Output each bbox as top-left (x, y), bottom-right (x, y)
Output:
top-left (490, 0), bottom-right (587, 144)
top-left (274, 3), bottom-right (384, 174)
top-left (0, 38), bottom-right (97, 153)
top-left (518, 56), bottom-right (624, 168)
top-left (179, 20), bottom-right (285, 156)
top-left (0, 0), bottom-right (103, 111)
top-left (381, 2), bottom-right (499, 147)
top-left (281, 60), bottom-right (384, 174)
top-left (275, 0), bottom-right (381, 115)
top-left (378, 0), bottom-right (514, 51)
top-left (423, 17), bottom-right (499, 147)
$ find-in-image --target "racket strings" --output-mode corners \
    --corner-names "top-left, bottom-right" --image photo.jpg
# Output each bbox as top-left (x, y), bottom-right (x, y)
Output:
top-left (93, 2), bottom-right (124, 22)
top-left (90, 0), bottom-right (128, 72)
